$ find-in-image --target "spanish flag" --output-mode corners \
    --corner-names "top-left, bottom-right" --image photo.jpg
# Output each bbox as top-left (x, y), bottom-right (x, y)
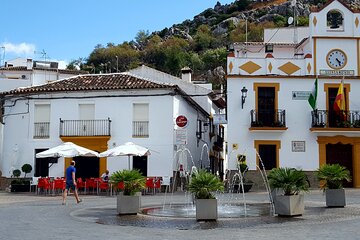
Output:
top-left (333, 79), bottom-right (346, 120)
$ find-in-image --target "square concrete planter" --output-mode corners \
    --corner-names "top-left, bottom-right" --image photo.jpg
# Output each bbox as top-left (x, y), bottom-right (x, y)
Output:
top-left (117, 193), bottom-right (140, 215)
top-left (274, 194), bottom-right (304, 216)
top-left (195, 198), bottom-right (218, 221)
top-left (325, 189), bottom-right (346, 207)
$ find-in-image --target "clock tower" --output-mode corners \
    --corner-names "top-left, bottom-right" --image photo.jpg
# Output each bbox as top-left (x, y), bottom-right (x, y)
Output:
top-left (310, 0), bottom-right (360, 76)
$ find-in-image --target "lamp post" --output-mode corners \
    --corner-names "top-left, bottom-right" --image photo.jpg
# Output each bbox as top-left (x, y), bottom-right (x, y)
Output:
top-left (241, 87), bottom-right (248, 109)
top-left (116, 55), bottom-right (119, 73)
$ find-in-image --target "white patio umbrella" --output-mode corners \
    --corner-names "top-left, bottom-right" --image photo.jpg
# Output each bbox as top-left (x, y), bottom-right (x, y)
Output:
top-left (99, 142), bottom-right (151, 169)
top-left (36, 142), bottom-right (99, 158)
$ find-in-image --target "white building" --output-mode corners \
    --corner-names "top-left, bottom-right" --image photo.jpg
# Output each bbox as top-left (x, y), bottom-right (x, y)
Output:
top-left (0, 58), bottom-right (86, 91)
top-left (0, 68), bottom-right (225, 180)
top-left (227, 0), bottom-right (360, 187)
top-left (0, 58), bottom-right (87, 178)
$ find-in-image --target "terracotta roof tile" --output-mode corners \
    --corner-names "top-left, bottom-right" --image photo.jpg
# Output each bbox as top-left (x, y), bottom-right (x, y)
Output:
top-left (2, 73), bottom-right (176, 96)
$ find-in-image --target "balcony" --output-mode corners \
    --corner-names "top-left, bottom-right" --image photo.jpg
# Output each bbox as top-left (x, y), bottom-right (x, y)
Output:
top-left (250, 109), bottom-right (287, 131)
top-left (59, 118), bottom-right (111, 137)
top-left (311, 110), bottom-right (360, 131)
top-left (132, 121), bottom-right (149, 138)
top-left (34, 122), bottom-right (50, 139)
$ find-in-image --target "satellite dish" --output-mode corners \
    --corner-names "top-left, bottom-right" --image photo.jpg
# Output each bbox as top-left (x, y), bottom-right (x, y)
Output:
top-left (291, 0), bottom-right (296, 7)
top-left (288, 17), bottom-right (294, 25)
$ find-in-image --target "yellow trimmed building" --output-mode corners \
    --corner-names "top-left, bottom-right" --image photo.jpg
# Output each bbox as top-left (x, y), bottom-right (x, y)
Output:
top-left (226, 0), bottom-right (360, 187)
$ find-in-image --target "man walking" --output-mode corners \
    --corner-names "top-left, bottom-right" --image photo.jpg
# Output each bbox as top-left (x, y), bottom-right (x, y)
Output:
top-left (62, 160), bottom-right (82, 205)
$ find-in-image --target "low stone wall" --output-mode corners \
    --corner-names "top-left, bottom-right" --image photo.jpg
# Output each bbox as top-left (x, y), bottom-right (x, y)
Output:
top-left (0, 177), bottom-right (33, 191)
top-left (0, 177), bottom-right (12, 190)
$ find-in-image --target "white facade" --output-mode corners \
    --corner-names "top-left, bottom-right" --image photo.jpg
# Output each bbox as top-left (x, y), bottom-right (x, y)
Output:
top-left (0, 71), bottom-right (221, 180)
top-left (0, 58), bottom-right (85, 92)
top-left (227, 0), bottom-right (360, 187)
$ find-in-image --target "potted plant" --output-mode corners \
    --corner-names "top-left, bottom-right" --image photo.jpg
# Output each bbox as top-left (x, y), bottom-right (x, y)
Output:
top-left (268, 167), bottom-right (309, 216)
top-left (317, 163), bottom-right (351, 207)
top-left (236, 154), bottom-right (253, 193)
top-left (10, 164), bottom-right (33, 192)
top-left (188, 170), bottom-right (224, 221)
top-left (110, 169), bottom-right (146, 215)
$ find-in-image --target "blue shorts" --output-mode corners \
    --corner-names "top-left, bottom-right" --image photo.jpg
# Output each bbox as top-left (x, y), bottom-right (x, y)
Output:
top-left (66, 181), bottom-right (76, 191)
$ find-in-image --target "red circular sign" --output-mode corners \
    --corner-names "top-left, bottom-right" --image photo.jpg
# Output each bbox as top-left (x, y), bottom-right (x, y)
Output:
top-left (176, 115), bottom-right (188, 128)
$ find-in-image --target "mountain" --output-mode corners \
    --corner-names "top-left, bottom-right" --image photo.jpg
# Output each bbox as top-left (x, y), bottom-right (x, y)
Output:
top-left (74, 0), bottom-right (360, 88)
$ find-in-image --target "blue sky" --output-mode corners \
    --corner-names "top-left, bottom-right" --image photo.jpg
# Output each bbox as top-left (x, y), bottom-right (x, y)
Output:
top-left (1, 0), bottom-right (234, 68)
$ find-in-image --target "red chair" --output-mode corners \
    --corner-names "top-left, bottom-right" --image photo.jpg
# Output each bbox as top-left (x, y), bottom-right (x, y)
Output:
top-left (98, 181), bottom-right (110, 195)
top-left (145, 177), bottom-right (155, 195)
top-left (37, 178), bottom-right (51, 195)
top-left (85, 178), bottom-right (96, 194)
top-left (76, 178), bottom-right (85, 194)
top-left (53, 178), bottom-right (65, 195)
top-left (117, 182), bottom-right (124, 190)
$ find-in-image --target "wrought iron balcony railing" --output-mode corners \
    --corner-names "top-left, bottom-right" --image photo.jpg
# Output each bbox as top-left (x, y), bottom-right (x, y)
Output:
top-left (59, 118), bottom-right (111, 137)
top-left (311, 110), bottom-right (360, 128)
top-left (34, 122), bottom-right (50, 139)
top-left (132, 121), bottom-right (149, 137)
top-left (250, 109), bottom-right (286, 128)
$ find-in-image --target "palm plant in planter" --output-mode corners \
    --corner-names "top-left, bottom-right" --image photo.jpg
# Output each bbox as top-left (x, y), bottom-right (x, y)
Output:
top-left (110, 169), bottom-right (146, 215)
top-left (317, 164), bottom-right (351, 207)
top-left (268, 167), bottom-right (309, 216)
top-left (188, 170), bottom-right (224, 221)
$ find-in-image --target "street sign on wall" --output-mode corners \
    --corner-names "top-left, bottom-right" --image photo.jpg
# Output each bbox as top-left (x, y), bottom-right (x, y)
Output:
top-left (176, 115), bottom-right (188, 128)
top-left (175, 129), bottom-right (187, 145)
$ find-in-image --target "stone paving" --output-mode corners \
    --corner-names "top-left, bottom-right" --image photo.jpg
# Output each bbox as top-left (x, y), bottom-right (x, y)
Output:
top-left (1, 189), bottom-right (360, 240)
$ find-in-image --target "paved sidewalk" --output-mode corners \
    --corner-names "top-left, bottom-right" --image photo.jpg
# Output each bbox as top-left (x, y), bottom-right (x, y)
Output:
top-left (1, 189), bottom-right (360, 240)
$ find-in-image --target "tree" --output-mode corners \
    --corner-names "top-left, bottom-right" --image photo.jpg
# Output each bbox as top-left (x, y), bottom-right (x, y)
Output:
top-left (161, 37), bottom-right (190, 75)
top-left (87, 42), bottom-right (140, 73)
top-left (135, 30), bottom-right (150, 50)
top-left (193, 25), bottom-right (215, 51)
top-left (21, 164), bottom-right (32, 178)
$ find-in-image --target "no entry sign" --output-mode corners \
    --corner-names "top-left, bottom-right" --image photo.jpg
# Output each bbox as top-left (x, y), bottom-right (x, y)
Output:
top-left (176, 115), bottom-right (188, 128)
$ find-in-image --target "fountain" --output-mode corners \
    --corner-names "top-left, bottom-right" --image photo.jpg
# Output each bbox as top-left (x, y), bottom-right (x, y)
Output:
top-left (199, 143), bottom-right (210, 169)
top-left (143, 147), bottom-right (274, 219)
top-left (79, 147), bottom-right (277, 229)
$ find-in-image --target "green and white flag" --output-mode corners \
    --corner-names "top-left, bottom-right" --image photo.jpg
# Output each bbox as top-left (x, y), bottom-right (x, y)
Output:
top-left (308, 78), bottom-right (318, 110)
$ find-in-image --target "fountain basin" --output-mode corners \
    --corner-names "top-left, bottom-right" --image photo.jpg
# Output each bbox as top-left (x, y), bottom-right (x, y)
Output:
top-left (141, 203), bottom-right (271, 218)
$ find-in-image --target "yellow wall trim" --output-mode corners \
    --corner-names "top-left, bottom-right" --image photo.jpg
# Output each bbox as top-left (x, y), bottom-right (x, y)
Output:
top-left (254, 140), bottom-right (281, 169)
top-left (60, 136), bottom-right (110, 177)
top-left (317, 135), bottom-right (360, 188)
top-left (324, 83), bottom-right (351, 113)
top-left (239, 61), bottom-right (262, 74)
top-left (253, 83), bottom-right (280, 112)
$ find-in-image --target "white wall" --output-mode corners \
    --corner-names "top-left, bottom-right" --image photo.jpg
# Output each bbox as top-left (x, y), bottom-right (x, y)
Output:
top-left (1, 88), bottom-right (209, 178)
top-left (227, 76), bottom-right (360, 172)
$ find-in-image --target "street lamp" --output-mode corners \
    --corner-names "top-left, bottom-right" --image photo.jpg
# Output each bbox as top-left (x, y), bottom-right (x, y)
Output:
top-left (241, 86), bottom-right (248, 109)
top-left (116, 56), bottom-right (119, 73)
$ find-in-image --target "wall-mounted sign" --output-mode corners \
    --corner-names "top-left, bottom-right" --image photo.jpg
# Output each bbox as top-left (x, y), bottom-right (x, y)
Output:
top-left (292, 141), bottom-right (305, 152)
top-left (175, 129), bottom-right (187, 145)
top-left (176, 115), bottom-right (188, 128)
top-left (292, 91), bottom-right (311, 100)
top-left (319, 69), bottom-right (354, 76)
top-left (213, 114), bottom-right (227, 124)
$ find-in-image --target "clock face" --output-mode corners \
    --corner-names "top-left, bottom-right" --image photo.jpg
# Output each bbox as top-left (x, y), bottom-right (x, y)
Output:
top-left (326, 49), bottom-right (347, 69)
